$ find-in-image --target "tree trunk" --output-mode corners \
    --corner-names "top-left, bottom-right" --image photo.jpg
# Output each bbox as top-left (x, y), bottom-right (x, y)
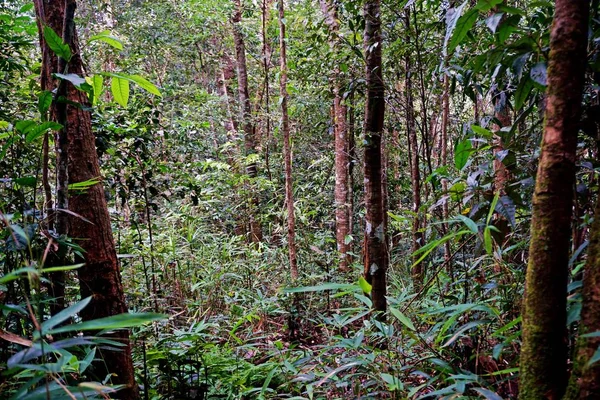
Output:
top-left (319, 0), bottom-right (350, 272)
top-left (405, 9), bottom-right (423, 288)
top-left (33, 1), bottom-right (137, 398)
top-left (519, 1), bottom-right (589, 398)
top-left (441, 63), bottom-right (451, 269)
top-left (493, 92), bottom-right (511, 195)
top-left (363, 0), bottom-right (387, 315)
top-left (232, 0), bottom-right (262, 243)
top-left (278, 0), bottom-right (298, 279)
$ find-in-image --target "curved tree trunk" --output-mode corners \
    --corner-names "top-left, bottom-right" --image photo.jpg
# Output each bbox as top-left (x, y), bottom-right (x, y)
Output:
top-left (519, 1), bottom-right (589, 398)
top-left (363, 0), bottom-right (387, 316)
top-left (278, 0), bottom-right (298, 280)
top-left (33, 1), bottom-right (137, 398)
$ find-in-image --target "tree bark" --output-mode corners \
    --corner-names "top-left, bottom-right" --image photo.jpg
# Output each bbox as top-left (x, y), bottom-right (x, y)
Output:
top-left (319, 0), bottom-right (351, 271)
top-left (278, 0), bottom-right (298, 280)
top-left (493, 92), bottom-right (511, 195)
top-left (405, 9), bottom-right (423, 288)
top-left (519, 1), bottom-right (589, 398)
top-left (232, 0), bottom-right (262, 243)
top-left (363, 0), bottom-right (387, 315)
top-left (33, 1), bottom-right (138, 398)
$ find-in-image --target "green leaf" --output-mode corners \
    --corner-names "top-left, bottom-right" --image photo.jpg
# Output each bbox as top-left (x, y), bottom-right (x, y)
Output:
top-left (454, 138), bottom-right (473, 170)
top-left (126, 74), bottom-right (162, 96)
top-left (390, 307), bottom-right (416, 331)
top-left (104, 73), bottom-right (161, 97)
top-left (474, 0), bottom-right (502, 12)
top-left (40, 297), bottom-right (92, 333)
top-left (484, 226), bottom-right (493, 255)
top-left (449, 181), bottom-right (466, 202)
top-left (38, 91), bottom-right (53, 117)
top-left (14, 176), bottom-right (36, 187)
top-left (471, 125), bottom-right (493, 138)
top-left (40, 263), bottom-right (84, 274)
top-left (111, 77), bottom-right (130, 107)
top-left (91, 74), bottom-right (104, 105)
top-left (514, 77), bottom-right (533, 111)
top-left (283, 282), bottom-right (357, 293)
top-left (43, 312), bottom-right (166, 336)
top-left (88, 30), bottom-right (123, 50)
top-left (15, 120), bottom-right (36, 134)
top-left (358, 276), bottom-right (372, 294)
top-left (448, 9), bottom-right (478, 53)
top-left (25, 122), bottom-right (62, 143)
top-left (455, 215), bottom-right (478, 234)
top-left (487, 192), bottom-right (500, 225)
top-left (43, 26), bottom-right (71, 61)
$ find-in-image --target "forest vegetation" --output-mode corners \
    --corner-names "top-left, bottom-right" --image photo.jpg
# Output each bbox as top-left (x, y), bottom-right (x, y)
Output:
top-left (1, 0), bottom-right (600, 398)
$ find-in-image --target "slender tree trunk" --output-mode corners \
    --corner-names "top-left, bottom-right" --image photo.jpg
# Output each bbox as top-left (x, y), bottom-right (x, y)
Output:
top-left (363, 0), bottom-right (387, 315)
top-left (33, 1), bottom-right (137, 398)
top-left (320, 0), bottom-right (350, 271)
top-left (278, 0), bottom-right (298, 279)
top-left (441, 63), bottom-right (451, 267)
top-left (405, 9), bottom-right (423, 288)
top-left (519, 1), bottom-right (589, 398)
top-left (348, 91), bottom-right (356, 254)
top-left (493, 92), bottom-right (511, 195)
top-left (232, 0), bottom-right (262, 243)
top-left (262, 0), bottom-right (273, 180)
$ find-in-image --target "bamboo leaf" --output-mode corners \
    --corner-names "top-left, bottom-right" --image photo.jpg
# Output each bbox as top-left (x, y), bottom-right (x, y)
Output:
top-left (390, 307), bottom-right (416, 331)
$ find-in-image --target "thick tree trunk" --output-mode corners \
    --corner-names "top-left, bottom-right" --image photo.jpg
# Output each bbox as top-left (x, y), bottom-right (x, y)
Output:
top-left (232, 0), bottom-right (262, 243)
top-left (565, 198), bottom-right (600, 399)
top-left (519, 1), bottom-right (589, 398)
top-left (319, 0), bottom-right (351, 271)
top-left (363, 0), bottom-right (387, 315)
top-left (405, 9), bottom-right (423, 288)
top-left (278, 0), bottom-right (298, 279)
top-left (33, 1), bottom-right (137, 398)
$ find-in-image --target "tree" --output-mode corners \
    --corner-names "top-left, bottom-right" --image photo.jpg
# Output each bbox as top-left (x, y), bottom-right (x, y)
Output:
top-left (278, 0), bottom-right (298, 279)
top-left (519, 0), bottom-right (590, 398)
top-left (404, 8), bottom-right (423, 288)
top-left (319, 0), bottom-right (351, 272)
top-left (231, 0), bottom-right (262, 243)
top-left (32, 1), bottom-right (138, 398)
top-left (363, 0), bottom-right (387, 315)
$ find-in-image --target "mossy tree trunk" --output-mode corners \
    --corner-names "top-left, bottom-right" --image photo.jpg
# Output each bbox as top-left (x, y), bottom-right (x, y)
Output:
top-left (519, 0), bottom-right (589, 398)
